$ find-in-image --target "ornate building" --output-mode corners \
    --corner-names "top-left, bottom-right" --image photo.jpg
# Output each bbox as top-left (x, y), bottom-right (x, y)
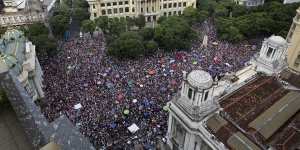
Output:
top-left (0, 29), bottom-right (44, 101)
top-left (166, 8), bottom-right (300, 150)
top-left (287, 7), bottom-right (300, 73)
top-left (0, 0), bottom-right (45, 27)
top-left (86, 0), bottom-right (196, 22)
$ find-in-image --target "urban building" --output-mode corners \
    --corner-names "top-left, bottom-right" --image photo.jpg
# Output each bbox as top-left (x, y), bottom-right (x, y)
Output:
top-left (0, 29), bottom-right (96, 150)
top-left (287, 7), bottom-right (300, 73)
top-left (283, 0), bottom-right (300, 4)
top-left (234, 0), bottom-right (264, 7)
top-left (0, 0), bottom-right (45, 27)
top-left (86, 0), bottom-right (196, 21)
top-left (166, 7), bottom-right (300, 150)
top-left (0, 29), bottom-right (44, 101)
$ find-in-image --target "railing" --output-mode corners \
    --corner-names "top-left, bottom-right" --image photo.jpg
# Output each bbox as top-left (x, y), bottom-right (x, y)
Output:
top-left (0, 13), bottom-right (45, 27)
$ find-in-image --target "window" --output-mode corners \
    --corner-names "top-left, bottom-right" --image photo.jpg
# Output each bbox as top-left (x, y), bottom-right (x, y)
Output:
top-left (153, 15), bottom-right (156, 21)
top-left (152, 6), bottom-right (154, 12)
top-left (102, 10), bottom-right (106, 15)
top-left (141, 8), bottom-right (143, 12)
top-left (164, 12), bottom-right (167, 16)
top-left (172, 120), bottom-right (186, 146)
top-left (114, 8), bottom-right (118, 13)
top-left (178, 2), bottom-right (181, 7)
top-left (147, 7), bottom-right (149, 12)
top-left (183, 2), bottom-right (186, 7)
top-left (125, 7), bottom-right (129, 12)
top-left (173, 2), bottom-right (177, 7)
top-left (132, 0), bottom-right (134, 4)
top-left (188, 88), bottom-right (193, 99)
top-left (93, 4), bottom-right (95, 9)
top-left (94, 13), bottom-right (97, 17)
top-left (107, 2), bottom-right (111, 6)
top-left (119, 8), bottom-right (123, 13)
top-left (168, 3), bottom-right (172, 8)
top-left (113, 2), bottom-right (117, 5)
top-left (108, 9), bottom-right (112, 14)
top-left (204, 91), bottom-right (209, 101)
top-left (160, 6), bottom-right (161, 9)
top-left (125, 1), bottom-right (128, 4)
top-left (119, 1), bottom-right (123, 5)
top-left (266, 47), bottom-right (274, 58)
top-left (132, 7), bottom-right (135, 12)
top-left (163, 4), bottom-right (167, 8)
top-left (168, 12), bottom-right (171, 16)
top-left (178, 10), bottom-right (181, 15)
top-left (173, 11), bottom-right (176, 15)
top-left (101, 3), bottom-right (105, 7)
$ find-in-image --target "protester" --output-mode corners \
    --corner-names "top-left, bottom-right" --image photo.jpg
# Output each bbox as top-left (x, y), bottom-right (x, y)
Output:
top-left (40, 20), bottom-right (258, 149)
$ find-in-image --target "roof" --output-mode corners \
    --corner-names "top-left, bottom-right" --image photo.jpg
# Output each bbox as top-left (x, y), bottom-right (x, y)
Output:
top-left (187, 70), bottom-right (213, 89)
top-left (280, 69), bottom-right (300, 88)
top-left (206, 74), bottom-right (300, 150)
top-left (268, 35), bottom-right (287, 46)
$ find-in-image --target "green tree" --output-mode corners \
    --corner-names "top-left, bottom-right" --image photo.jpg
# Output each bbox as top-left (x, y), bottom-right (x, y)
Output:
top-left (108, 18), bottom-right (126, 36)
top-left (108, 32), bottom-right (145, 59)
top-left (31, 34), bottom-right (58, 56)
top-left (135, 15), bottom-right (146, 29)
top-left (95, 16), bottom-right (109, 33)
top-left (50, 14), bottom-right (69, 37)
top-left (183, 7), bottom-right (208, 24)
top-left (81, 19), bottom-right (96, 36)
top-left (73, 8), bottom-right (90, 22)
top-left (155, 16), bottom-right (196, 51)
top-left (140, 28), bottom-right (154, 40)
top-left (145, 40), bottom-right (158, 55)
top-left (26, 23), bottom-right (49, 37)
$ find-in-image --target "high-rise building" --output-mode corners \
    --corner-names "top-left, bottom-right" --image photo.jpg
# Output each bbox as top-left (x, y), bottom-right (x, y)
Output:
top-left (86, 0), bottom-right (196, 22)
top-left (287, 7), bottom-right (300, 73)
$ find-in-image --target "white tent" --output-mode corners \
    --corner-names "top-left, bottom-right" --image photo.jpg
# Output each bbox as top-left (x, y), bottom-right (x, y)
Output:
top-left (74, 103), bottom-right (82, 109)
top-left (128, 123), bottom-right (139, 133)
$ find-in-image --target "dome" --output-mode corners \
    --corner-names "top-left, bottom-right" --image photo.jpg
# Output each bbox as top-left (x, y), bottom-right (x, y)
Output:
top-left (187, 70), bottom-right (213, 89)
top-left (268, 35), bottom-right (287, 45)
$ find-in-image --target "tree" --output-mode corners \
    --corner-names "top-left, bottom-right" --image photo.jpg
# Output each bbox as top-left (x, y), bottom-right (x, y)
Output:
top-left (81, 20), bottom-right (96, 36)
top-left (140, 28), bottom-right (154, 40)
top-left (155, 16), bottom-right (196, 51)
top-left (50, 14), bottom-right (69, 37)
top-left (31, 34), bottom-right (58, 56)
top-left (183, 7), bottom-right (202, 24)
top-left (108, 32), bottom-right (145, 59)
top-left (26, 23), bottom-right (49, 37)
top-left (145, 40), bottom-right (158, 55)
top-left (95, 16), bottom-right (109, 33)
top-left (135, 15), bottom-right (146, 29)
top-left (73, 8), bottom-right (90, 22)
top-left (108, 18), bottom-right (126, 36)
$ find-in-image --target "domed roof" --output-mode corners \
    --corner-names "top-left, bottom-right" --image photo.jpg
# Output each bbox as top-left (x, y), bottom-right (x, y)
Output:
top-left (268, 35), bottom-right (287, 45)
top-left (187, 70), bottom-right (213, 89)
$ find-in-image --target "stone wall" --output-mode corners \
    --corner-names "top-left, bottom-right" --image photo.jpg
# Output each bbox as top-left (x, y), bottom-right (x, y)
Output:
top-left (0, 68), bottom-right (95, 150)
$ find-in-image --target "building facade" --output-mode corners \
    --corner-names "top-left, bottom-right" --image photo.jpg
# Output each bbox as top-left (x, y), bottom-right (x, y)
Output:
top-left (234, 0), bottom-right (264, 7)
top-left (287, 7), bottom-right (300, 73)
top-left (283, 0), bottom-right (300, 4)
top-left (86, 0), bottom-right (196, 21)
top-left (0, 29), bottom-right (44, 101)
top-left (166, 32), bottom-right (300, 150)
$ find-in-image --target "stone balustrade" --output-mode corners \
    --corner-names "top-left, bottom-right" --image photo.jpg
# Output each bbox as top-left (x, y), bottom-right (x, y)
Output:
top-left (0, 13), bottom-right (45, 27)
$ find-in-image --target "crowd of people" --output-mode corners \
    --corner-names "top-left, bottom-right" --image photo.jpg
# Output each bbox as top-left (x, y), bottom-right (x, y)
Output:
top-left (40, 20), bottom-right (259, 149)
